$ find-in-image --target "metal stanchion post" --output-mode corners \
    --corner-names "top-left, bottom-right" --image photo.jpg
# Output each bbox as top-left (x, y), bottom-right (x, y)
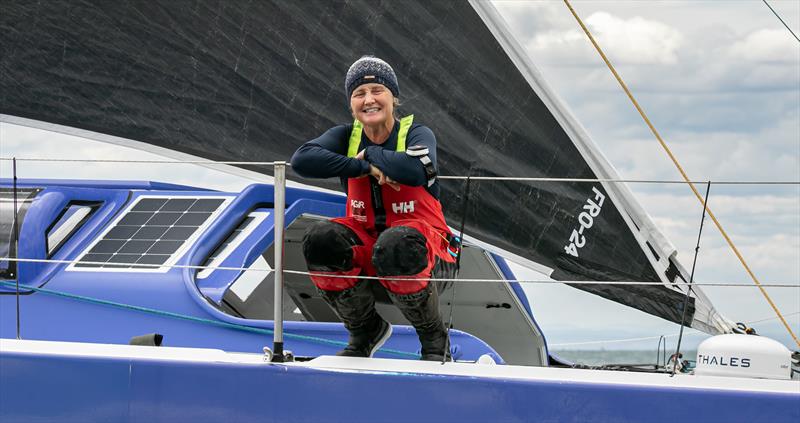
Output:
top-left (271, 161), bottom-right (287, 362)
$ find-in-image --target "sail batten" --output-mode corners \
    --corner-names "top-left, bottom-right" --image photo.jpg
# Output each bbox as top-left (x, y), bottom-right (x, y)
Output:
top-left (0, 0), bottom-right (731, 333)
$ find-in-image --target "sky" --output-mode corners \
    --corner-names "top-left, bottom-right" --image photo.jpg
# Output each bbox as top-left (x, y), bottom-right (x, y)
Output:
top-left (491, 0), bottom-right (800, 350)
top-left (1, 0), bottom-right (798, 352)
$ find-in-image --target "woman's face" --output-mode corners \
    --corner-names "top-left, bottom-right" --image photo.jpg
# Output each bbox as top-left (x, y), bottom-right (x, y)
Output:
top-left (350, 83), bottom-right (394, 126)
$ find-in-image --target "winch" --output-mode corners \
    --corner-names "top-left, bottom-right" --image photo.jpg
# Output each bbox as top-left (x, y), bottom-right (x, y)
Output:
top-left (695, 334), bottom-right (793, 380)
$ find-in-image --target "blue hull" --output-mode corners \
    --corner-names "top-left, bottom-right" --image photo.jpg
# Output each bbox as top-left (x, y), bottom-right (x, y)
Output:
top-left (1, 342), bottom-right (798, 423)
top-left (1, 179), bottom-right (797, 422)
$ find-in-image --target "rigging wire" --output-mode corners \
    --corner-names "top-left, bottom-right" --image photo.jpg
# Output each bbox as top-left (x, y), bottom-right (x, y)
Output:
top-left (12, 158), bottom-right (21, 340)
top-left (673, 181), bottom-right (711, 376)
top-left (0, 268), bottom-right (791, 359)
top-left (562, 0), bottom-right (800, 348)
top-left (762, 0), bottom-right (800, 43)
top-left (439, 176), bottom-right (799, 185)
top-left (0, 280), bottom-right (419, 359)
top-left (1, 156), bottom-right (798, 186)
top-left (549, 332), bottom-right (706, 348)
top-left (445, 172), bottom-right (473, 364)
top-left (549, 311), bottom-right (799, 348)
top-left (3, 267), bottom-right (788, 359)
top-left (748, 311), bottom-right (800, 325)
top-left (1, 257), bottom-right (798, 288)
top-left (0, 157), bottom-right (286, 166)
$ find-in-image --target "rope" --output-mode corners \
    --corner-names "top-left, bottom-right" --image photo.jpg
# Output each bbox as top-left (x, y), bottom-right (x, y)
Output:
top-left (563, 0), bottom-right (800, 348)
top-left (2, 257), bottom-right (798, 287)
top-left (762, 0), bottom-right (800, 43)
top-left (0, 279), bottom-right (418, 359)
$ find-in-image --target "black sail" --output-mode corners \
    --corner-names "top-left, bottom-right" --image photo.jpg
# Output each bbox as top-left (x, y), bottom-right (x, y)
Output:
top-left (0, 0), bottom-right (730, 332)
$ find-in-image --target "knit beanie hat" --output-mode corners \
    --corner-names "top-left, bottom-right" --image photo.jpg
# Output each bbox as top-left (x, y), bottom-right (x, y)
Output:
top-left (344, 56), bottom-right (399, 100)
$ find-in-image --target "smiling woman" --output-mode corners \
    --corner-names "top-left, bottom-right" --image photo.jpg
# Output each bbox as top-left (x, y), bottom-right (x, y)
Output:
top-left (1, 0), bottom-right (796, 357)
top-left (350, 84), bottom-right (395, 127)
top-left (290, 56), bottom-right (458, 361)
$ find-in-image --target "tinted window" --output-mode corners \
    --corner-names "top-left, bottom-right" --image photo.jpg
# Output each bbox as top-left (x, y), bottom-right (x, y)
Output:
top-left (46, 203), bottom-right (96, 256)
top-left (198, 212), bottom-right (267, 279)
top-left (1, 188), bottom-right (40, 279)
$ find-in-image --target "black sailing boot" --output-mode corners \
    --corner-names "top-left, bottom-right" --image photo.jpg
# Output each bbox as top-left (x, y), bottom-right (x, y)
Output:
top-left (388, 285), bottom-right (451, 361)
top-left (318, 281), bottom-right (392, 358)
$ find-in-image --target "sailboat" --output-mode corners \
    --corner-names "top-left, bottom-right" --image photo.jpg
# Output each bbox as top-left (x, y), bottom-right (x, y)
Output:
top-left (1, 1), bottom-right (797, 422)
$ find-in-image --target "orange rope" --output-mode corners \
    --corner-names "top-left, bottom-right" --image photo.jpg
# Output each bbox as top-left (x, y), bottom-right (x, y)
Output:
top-left (563, 0), bottom-right (799, 347)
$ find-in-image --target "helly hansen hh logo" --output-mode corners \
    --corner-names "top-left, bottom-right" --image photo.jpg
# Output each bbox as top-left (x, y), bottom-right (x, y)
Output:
top-left (391, 201), bottom-right (415, 214)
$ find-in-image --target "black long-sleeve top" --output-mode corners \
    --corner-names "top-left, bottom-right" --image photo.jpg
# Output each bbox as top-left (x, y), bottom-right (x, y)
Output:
top-left (291, 121), bottom-right (440, 199)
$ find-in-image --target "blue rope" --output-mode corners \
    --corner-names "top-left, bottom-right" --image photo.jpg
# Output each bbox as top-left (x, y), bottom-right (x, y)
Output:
top-left (0, 280), bottom-right (419, 359)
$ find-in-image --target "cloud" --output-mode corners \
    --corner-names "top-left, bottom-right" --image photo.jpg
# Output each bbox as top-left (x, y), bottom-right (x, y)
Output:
top-left (511, 8), bottom-right (684, 66)
top-left (599, 129), bottom-right (800, 187)
top-left (633, 191), bottom-right (799, 285)
top-left (492, 1), bottom-right (570, 36)
top-left (492, 2), bottom-right (799, 139)
top-left (584, 12), bottom-right (685, 65)
top-left (728, 29), bottom-right (800, 63)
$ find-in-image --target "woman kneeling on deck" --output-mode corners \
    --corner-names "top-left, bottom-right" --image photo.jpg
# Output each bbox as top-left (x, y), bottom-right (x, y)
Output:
top-left (291, 56), bottom-right (458, 361)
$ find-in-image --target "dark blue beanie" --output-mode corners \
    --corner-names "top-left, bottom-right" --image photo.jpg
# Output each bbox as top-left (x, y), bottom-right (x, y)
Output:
top-left (345, 56), bottom-right (399, 100)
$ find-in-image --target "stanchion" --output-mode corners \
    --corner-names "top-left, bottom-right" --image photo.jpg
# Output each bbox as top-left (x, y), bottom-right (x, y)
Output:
top-left (270, 161), bottom-right (287, 362)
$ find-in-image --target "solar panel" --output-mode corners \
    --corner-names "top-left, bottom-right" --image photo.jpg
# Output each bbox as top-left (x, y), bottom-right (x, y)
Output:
top-left (70, 195), bottom-right (231, 272)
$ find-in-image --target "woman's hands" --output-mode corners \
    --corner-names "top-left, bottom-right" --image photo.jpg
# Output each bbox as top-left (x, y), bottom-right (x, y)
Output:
top-left (356, 150), bottom-right (400, 191)
top-left (370, 164), bottom-right (401, 191)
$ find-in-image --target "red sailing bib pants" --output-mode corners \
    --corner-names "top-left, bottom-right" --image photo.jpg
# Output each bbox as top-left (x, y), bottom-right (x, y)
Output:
top-left (309, 116), bottom-right (456, 295)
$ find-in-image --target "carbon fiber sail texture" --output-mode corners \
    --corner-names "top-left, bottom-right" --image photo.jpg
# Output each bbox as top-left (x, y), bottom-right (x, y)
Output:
top-left (0, 0), bottom-right (729, 333)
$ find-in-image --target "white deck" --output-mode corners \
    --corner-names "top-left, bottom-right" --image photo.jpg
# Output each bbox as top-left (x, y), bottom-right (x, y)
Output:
top-left (3, 338), bottom-right (798, 395)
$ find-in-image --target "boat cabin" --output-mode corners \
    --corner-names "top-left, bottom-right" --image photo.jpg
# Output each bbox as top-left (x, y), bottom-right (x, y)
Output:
top-left (0, 179), bottom-right (548, 365)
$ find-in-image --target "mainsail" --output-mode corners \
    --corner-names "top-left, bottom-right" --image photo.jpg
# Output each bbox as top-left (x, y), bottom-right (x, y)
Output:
top-left (0, 0), bottom-right (732, 333)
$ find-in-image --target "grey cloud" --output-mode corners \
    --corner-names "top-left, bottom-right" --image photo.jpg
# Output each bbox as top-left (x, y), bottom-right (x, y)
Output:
top-left (492, 1), bottom-right (570, 37)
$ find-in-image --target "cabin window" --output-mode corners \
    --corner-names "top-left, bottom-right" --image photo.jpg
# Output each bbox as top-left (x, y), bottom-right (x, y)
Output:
top-left (227, 255), bottom-right (270, 303)
top-left (0, 188), bottom-right (41, 279)
top-left (217, 254), bottom-right (306, 322)
top-left (69, 195), bottom-right (232, 272)
top-left (46, 203), bottom-right (97, 256)
top-left (197, 211), bottom-right (270, 279)
top-left (213, 215), bottom-right (351, 323)
top-left (199, 210), bottom-right (304, 321)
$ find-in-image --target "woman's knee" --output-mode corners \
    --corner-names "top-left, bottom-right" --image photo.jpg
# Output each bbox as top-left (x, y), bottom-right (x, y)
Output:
top-left (302, 220), bottom-right (361, 271)
top-left (372, 225), bottom-right (429, 276)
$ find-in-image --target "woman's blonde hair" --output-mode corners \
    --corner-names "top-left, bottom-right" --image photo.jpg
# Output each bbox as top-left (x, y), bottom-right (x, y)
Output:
top-left (392, 97), bottom-right (401, 119)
